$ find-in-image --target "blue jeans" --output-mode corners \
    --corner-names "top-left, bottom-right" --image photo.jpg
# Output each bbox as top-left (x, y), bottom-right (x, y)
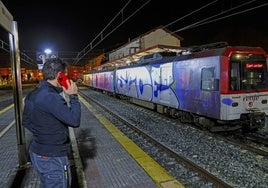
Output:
top-left (29, 150), bottom-right (71, 188)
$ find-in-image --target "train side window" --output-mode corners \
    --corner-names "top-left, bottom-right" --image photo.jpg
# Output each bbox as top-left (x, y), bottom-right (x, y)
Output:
top-left (201, 67), bottom-right (218, 91)
top-left (230, 62), bottom-right (240, 90)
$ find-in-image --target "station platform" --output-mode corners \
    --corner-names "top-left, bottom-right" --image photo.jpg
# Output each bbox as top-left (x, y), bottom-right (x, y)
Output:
top-left (0, 95), bottom-right (184, 188)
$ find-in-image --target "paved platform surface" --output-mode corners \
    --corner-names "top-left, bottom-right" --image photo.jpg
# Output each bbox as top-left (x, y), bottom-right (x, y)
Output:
top-left (0, 94), bottom-right (183, 188)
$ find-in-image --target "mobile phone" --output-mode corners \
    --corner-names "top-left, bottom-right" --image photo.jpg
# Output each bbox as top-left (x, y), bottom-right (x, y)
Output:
top-left (57, 72), bottom-right (70, 89)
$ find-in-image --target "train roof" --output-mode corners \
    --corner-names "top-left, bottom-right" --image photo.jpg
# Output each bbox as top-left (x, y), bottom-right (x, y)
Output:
top-left (88, 42), bottom-right (267, 72)
top-left (115, 52), bottom-right (178, 69)
top-left (136, 51), bottom-right (177, 64)
top-left (115, 42), bottom-right (267, 69)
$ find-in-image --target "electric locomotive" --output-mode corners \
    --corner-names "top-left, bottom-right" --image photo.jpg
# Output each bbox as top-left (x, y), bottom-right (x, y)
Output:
top-left (83, 42), bottom-right (268, 132)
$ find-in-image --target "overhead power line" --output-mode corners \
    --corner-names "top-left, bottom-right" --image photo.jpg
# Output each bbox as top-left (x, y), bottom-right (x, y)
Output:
top-left (143, 0), bottom-right (267, 47)
top-left (164, 0), bottom-right (219, 28)
top-left (173, 0), bottom-right (268, 33)
top-left (0, 39), bottom-right (35, 66)
top-left (73, 0), bottom-right (152, 65)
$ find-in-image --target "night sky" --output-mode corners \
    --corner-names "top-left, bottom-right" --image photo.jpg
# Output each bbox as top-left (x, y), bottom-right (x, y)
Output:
top-left (1, 0), bottom-right (268, 56)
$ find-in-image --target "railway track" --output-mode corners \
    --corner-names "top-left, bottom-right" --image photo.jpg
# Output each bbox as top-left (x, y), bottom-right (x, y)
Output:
top-left (111, 90), bottom-right (268, 157)
top-left (78, 87), bottom-right (268, 187)
top-left (81, 88), bottom-right (268, 158)
top-left (79, 89), bottom-right (234, 188)
top-left (136, 103), bottom-right (268, 157)
top-left (215, 131), bottom-right (268, 157)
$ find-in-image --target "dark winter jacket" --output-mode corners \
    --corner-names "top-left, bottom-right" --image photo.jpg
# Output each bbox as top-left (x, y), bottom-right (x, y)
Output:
top-left (22, 80), bottom-right (81, 157)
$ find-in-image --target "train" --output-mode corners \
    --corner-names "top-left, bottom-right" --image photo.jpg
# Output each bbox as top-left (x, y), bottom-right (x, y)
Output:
top-left (82, 42), bottom-right (268, 132)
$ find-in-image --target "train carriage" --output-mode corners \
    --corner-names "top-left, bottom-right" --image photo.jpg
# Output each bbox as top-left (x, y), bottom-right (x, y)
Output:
top-left (83, 42), bottom-right (268, 132)
top-left (92, 70), bottom-right (115, 92)
top-left (83, 70), bottom-right (115, 93)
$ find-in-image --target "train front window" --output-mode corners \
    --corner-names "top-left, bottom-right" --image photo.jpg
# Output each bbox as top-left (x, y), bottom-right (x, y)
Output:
top-left (230, 54), bottom-right (268, 90)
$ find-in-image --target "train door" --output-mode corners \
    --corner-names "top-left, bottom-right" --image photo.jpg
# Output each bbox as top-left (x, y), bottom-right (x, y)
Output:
top-left (159, 63), bottom-right (175, 106)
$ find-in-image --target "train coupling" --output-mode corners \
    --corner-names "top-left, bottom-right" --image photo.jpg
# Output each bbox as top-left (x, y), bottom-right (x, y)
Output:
top-left (241, 108), bottom-right (266, 130)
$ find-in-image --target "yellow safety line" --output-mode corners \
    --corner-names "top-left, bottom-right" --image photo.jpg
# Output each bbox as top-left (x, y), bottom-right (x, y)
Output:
top-left (0, 104), bottom-right (14, 115)
top-left (0, 120), bottom-right (15, 138)
top-left (78, 95), bottom-right (185, 188)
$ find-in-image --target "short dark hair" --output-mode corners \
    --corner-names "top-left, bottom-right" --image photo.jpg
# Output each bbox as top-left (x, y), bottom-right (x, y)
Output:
top-left (42, 58), bottom-right (68, 80)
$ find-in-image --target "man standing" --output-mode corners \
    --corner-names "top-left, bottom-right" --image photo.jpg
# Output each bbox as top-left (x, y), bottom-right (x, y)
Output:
top-left (22, 58), bottom-right (81, 187)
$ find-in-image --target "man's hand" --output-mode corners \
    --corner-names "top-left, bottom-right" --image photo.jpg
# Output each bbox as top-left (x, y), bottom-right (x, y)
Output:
top-left (63, 80), bottom-right (78, 95)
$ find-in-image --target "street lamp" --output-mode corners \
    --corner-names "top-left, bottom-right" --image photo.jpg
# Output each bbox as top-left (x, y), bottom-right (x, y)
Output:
top-left (37, 48), bottom-right (55, 70)
top-left (44, 48), bottom-right (52, 59)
